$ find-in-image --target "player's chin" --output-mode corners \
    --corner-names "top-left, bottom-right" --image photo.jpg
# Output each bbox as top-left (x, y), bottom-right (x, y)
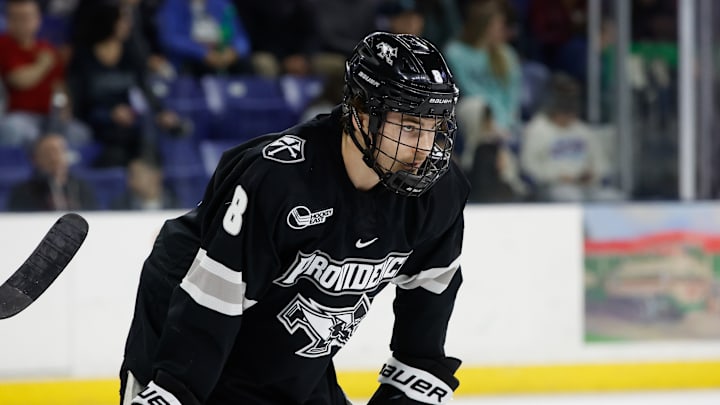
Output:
top-left (391, 167), bottom-right (421, 176)
top-left (401, 162), bottom-right (424, 174)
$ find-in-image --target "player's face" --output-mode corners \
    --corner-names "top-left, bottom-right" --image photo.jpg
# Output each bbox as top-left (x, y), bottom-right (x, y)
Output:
top-left (374, 112), bottom-right (440, 174)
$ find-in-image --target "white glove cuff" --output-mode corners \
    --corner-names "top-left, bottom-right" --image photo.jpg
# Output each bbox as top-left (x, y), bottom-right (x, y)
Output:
top-left (133, 380), bottom-right (183, 405)
top-left (378, 357), bottom-right (454, 404)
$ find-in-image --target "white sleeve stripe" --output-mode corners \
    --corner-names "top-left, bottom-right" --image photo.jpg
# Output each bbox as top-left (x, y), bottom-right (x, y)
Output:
top-left (180, 279), bottom-right (255, 316)
top-left (185, 266), bottom-right (246, 304)
top-left (179, 248), bottom-right (257, 316)
top-left (195, 248), bottom-right (245, 284)
top-left (378, 357), bottom-right (454, 404)
top-left (392, 255), bottom-right (461, 294)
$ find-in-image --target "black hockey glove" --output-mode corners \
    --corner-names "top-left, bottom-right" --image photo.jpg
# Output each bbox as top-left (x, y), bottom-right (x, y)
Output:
top-left (367, 355), bottom-right (461, 405)
top-left (131, 370), bottom-right (201, 405)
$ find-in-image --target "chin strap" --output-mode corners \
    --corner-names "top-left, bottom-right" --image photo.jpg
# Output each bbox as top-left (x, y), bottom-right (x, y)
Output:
top-left (344, 104), bottom-right (388, 182)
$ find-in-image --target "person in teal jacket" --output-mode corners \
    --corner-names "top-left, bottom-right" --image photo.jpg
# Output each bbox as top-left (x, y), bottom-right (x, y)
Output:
top-left (156, 0), bottom-right (252, 76)
top-left (444, 0), bottom-right (525, 197)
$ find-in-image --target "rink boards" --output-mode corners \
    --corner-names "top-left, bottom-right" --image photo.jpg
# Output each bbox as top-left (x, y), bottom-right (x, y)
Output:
top-left (1, 206), bottom-right (720, 403)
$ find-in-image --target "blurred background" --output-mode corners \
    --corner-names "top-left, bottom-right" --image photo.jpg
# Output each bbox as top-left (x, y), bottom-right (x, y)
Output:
top-left (0, 0), bottom-right (716, 211)
top-left (3, 0), bottom-right (720, 404)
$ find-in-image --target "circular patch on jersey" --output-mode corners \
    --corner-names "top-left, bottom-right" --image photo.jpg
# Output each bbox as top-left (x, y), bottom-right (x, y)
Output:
top-left (262, 135), bottom-right (306, 164)
top-left (287, 205), bottom-right (334, 230)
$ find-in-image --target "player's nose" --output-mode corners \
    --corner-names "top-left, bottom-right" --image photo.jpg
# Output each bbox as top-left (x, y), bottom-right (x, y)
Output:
top-left (414, 134), bottom-right (434, 160)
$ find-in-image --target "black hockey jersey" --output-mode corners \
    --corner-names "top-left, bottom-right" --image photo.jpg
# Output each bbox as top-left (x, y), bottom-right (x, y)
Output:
top-left (121, 106), bottom-right (470, 404)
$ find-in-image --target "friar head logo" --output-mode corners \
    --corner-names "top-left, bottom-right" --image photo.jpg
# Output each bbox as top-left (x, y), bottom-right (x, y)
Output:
top-left (376, 42), bottom-right (398, 66)
top-left (278, 294), bottom-right (370, 358)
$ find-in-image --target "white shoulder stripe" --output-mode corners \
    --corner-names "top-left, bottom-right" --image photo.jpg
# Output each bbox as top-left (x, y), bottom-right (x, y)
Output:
top-left (392, 255), bottom-right (461, 294)
top-left (180, 248), bottom-right (257, 316)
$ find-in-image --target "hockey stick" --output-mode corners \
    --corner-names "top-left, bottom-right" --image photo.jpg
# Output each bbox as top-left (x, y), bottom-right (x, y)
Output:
top-left (0, 213), bottom-right (89, 319)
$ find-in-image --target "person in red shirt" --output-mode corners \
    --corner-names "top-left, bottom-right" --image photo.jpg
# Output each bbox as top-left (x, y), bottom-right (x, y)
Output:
top-left (0, 0), bottom-right (90, 146)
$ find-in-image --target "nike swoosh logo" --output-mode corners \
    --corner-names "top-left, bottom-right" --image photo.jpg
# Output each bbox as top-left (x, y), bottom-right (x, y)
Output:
top-left (355, 237), bottom-right (378, 249)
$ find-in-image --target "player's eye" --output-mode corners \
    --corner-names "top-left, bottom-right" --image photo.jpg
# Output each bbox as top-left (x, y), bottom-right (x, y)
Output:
top-left (402, 124), bottom-right (420, 133)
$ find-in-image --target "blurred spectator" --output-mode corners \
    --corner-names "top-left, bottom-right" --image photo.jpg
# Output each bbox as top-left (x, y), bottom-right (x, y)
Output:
top-left (68, 0), bottom-right (184, 167)
top-left (156, 0), bottom-right (253, 76)
top-left (124, 0), bottom-right (175, 78)
top-left (416, 0), bottom-right (461, 48)
top-left (464, 105), bottom-right (528, 201)
top-left (7, 133), bottom-right (98, 211)
top-left (467, 141), bottom-right (523, 203)
top-left (527, 0), bottom-right (587, 83)
top-left (520, 74), bottom-right (620, 202)
top-left (110, 157), bottom-right (179, 210)
top-left (234, 0), bottom-right (316, 77)
top-left (309, 0), bottom-right (378, 77)
top-left (0, 0), bottom-right (90, 147)
top-left (377, 0), bottom-right (425, 36)
top-left (444, 0), bottom-right (521, 170)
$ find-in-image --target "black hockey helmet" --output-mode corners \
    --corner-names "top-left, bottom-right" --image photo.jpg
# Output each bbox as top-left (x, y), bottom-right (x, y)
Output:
top-left (343, 31), bottom-right (459, 197)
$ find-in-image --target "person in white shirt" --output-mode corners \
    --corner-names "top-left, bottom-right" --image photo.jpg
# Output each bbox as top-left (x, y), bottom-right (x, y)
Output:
top-left (521, 74), bottom-right (621, 202)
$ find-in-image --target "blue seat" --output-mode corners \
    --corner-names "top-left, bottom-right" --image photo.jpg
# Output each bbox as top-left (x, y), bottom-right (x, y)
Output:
top-left (160, 138), bottom-right (203, 172)
top-left (206, 76), bottom-right (299, 141)
top-left (199, 140), bottom-right (238, 177)
top-left (0, 146), bottom-right (31, 171)
top-left (0, 168), bottom-right (31, 211)
top-left (280, 75), bottom-right (325, 113)
top-left (149, 75), bottom-right (212, 139)
top-left (74, 168), bottom-right (127, 210)
top-left (520, 61), bottom-right (550, 120)
top-left (164, 167), bottom-right (209, 208)
top-left (69, 142), bottom-right (103, 168)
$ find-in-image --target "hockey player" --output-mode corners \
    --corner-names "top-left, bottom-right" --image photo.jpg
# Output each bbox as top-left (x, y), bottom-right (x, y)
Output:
top-left (121, 31), bottom-right (470, 405)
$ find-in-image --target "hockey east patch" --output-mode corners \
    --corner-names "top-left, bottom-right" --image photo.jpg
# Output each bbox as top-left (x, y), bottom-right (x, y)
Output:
top-left (273, 250), bottom-right (411, 295)
top-left (277, 294), bottom-right (370, 358)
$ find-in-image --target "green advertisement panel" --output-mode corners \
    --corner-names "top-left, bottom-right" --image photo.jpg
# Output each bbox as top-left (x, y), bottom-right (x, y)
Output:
top-left (585, 204), bottom-right (720, 342)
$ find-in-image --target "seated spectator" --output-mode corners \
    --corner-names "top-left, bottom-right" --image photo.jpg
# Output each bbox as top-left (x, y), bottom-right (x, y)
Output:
top-left (156, 0), bottom-right (253, 77)
top-left (520, 74), bottom-right (621, 202)
top-left (377, 0), bottom-right (425, 36)
top-left (234, 0), bottom-right (316, 77)
top-left (7, 133), bottom-right (98, 211)
top-left (68, 0), bottom-right (184, 167)
top-left (467, 141), bottom-right (522, 203)
top-left (110, 157), bottom-right (179, 210)
top-left (125, 0), bottom-right (175, 79)
top-left (0, 0), bottom-right (90, 147)
top-left (464, 105), bottom-right (528, 201)
top-left (444, 0), bottom-right (522, 171)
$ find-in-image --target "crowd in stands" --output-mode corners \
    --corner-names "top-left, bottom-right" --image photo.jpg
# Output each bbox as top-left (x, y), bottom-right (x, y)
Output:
top-left (0, 0), bottom-right (677, 211)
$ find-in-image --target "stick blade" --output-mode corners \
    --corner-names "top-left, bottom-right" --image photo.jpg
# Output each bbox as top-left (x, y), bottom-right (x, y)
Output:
top-left (0, 213), bottom-right (89, 319)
